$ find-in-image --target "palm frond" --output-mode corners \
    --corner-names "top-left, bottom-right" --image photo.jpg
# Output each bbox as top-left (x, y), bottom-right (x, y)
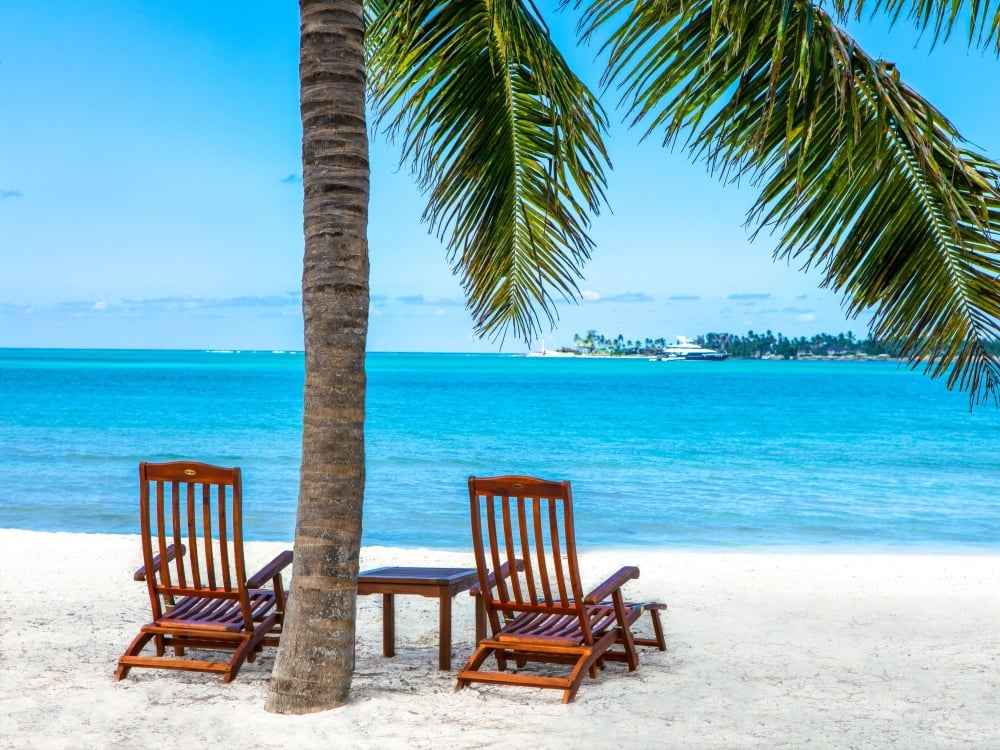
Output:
top-left (578, 0), bottom-right (1000, 405)
top-left (366, 0), bottom-right (610, 343)
top-left (835, 0), bottom-right (1000, 53)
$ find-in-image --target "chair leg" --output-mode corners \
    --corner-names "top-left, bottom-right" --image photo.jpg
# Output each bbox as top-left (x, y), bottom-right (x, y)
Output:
top-left (224, 641), bottom-right (254, 683)
top-left (631, 603), bottom-right (667, 651)
top-left (564, 652), bottom-right (600, 704)
top-left (457, 640), bottom-right (525, 693)
top-left (649, 606), bottom-right (666, 651)
top-left (611, 593), bottom-right (640, 671)
top-left (115, 631), bottom-right (156, 681)
top-left (456, 642), bottom-right (497, 692)
top-left (223, 615), bottom-right (278, 683)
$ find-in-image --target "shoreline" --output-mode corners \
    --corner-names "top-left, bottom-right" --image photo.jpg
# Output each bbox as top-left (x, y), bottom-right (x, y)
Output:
top-left (2, 528), bottom-right (998, 748)
top-left (5, 526), bottom-right (998, 556)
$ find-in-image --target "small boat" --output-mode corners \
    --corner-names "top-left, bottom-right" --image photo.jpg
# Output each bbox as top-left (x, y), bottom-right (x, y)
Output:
top-left (652, 336), bottom-right (728, 361)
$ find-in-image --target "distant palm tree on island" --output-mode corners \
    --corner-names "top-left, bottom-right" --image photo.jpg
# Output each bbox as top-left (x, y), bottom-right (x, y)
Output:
top-left (268, 1), bottom-right (1000, 715)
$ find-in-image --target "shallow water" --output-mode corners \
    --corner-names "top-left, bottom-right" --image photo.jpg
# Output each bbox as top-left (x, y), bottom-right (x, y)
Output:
top-left (1, 349), bottom-right (997, 549)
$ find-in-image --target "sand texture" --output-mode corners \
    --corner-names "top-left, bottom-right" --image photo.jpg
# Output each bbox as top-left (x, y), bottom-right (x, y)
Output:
top-left (1, 529), bottom-right (998, 748)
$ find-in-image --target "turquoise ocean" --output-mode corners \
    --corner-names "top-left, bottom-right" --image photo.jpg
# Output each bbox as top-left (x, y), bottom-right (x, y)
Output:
top-left (1, 348), bottom-right (997, 550)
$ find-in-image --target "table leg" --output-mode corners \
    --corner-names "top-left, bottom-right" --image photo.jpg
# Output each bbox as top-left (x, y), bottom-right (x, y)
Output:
top-left (382, 593), bottom-right (395, 658)
top-left (439, 589), bottom-right (451, 670)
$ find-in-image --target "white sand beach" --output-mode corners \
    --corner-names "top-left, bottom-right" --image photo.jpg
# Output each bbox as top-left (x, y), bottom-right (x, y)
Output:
top-left (1, 528), bottom-right (998, 749)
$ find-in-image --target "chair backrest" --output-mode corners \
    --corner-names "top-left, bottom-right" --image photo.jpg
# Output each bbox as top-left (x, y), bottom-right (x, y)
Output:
top-left (468, 475), bottom-right (593, 640)
top-left (138, 461), bottom-right (251, 626)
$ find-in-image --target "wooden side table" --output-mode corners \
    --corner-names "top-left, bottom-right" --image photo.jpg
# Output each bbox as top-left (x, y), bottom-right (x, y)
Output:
top-left (357, 566), bottom-right (484, 670)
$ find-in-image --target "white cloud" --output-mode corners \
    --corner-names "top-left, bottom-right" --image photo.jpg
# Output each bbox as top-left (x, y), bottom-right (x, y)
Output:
top-left (604, 292), bottom-right (655, 303)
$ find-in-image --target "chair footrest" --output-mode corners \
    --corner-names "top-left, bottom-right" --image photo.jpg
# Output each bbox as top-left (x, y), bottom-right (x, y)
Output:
top-left (117, 655), bottom-right (231, 675)
top-left (626, 601), bottom-right (666, 651)
top-left (457, 669), bottom-right (570, 690)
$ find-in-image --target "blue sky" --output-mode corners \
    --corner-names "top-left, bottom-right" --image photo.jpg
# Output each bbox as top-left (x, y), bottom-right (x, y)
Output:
top-left (2, 2), bottom-right (998, 352)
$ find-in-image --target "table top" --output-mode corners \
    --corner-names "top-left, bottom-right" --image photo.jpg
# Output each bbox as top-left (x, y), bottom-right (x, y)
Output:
top-left (358, 566), bottom-right (478, 586)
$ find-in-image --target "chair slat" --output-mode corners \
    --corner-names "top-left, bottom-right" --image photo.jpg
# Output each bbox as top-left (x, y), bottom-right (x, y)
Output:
top-left (548, 499), bottom-right (569, 607)
top-left (183, 481), bottom-right (201, 589)
top-left (485, 497), bottom-right (510, 603)
top-left (169, 481), bottom-right (185, 589)
top-left (195, 482), bottom-right (215, 589)
top-left (511, 497), bottom-right (533, 606)
top-left (218, 483), bottom-right (232, 591)
top-left (499, 494), bottom-right (524, 604)
top-left (528, 496), bottom-right (550, 605)
top-left (153, 481), bottom-right (171, 595)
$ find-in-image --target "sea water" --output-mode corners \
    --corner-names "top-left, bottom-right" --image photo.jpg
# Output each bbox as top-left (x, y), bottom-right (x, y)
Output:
top-left (0, 348), bottom-right (997, 550)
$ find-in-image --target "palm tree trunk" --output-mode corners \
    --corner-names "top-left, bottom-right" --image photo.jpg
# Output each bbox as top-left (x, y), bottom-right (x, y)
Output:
top-left (266, 0), bottom-right (369, 714)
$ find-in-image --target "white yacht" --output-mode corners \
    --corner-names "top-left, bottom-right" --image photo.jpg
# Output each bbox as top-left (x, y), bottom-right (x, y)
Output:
top-left (652, 336), bottom-right (728, 361)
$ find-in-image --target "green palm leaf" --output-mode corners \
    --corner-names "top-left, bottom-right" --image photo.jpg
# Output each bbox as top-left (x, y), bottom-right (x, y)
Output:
top-left (366, 0), bottom-right (610, 342)
top-left (579, 0), bottom-right (1000, 405)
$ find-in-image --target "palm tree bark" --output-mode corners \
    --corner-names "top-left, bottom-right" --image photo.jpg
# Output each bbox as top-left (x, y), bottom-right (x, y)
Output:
top-left (266, 0), bottom-right (369, 714)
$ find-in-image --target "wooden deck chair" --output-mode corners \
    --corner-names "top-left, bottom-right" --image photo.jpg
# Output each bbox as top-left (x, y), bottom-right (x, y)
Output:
top-left (115, 461), bottom-right (293, 683)
top-left (457, 475), bottom-right (658, 703)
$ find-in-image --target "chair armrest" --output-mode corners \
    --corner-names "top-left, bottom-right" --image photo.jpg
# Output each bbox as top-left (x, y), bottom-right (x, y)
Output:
top-left (469, 558), bottom-right (525, 596)
top-left (584, 565), bottom-right (640, 604)
top-left (247, 550), bottom-right (294, 588)
top-left (133, 544), bottom-right (186, 582)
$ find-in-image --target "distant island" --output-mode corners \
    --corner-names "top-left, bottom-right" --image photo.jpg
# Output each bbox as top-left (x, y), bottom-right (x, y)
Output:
top-left (534, 329), bottom-right (897, 360)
